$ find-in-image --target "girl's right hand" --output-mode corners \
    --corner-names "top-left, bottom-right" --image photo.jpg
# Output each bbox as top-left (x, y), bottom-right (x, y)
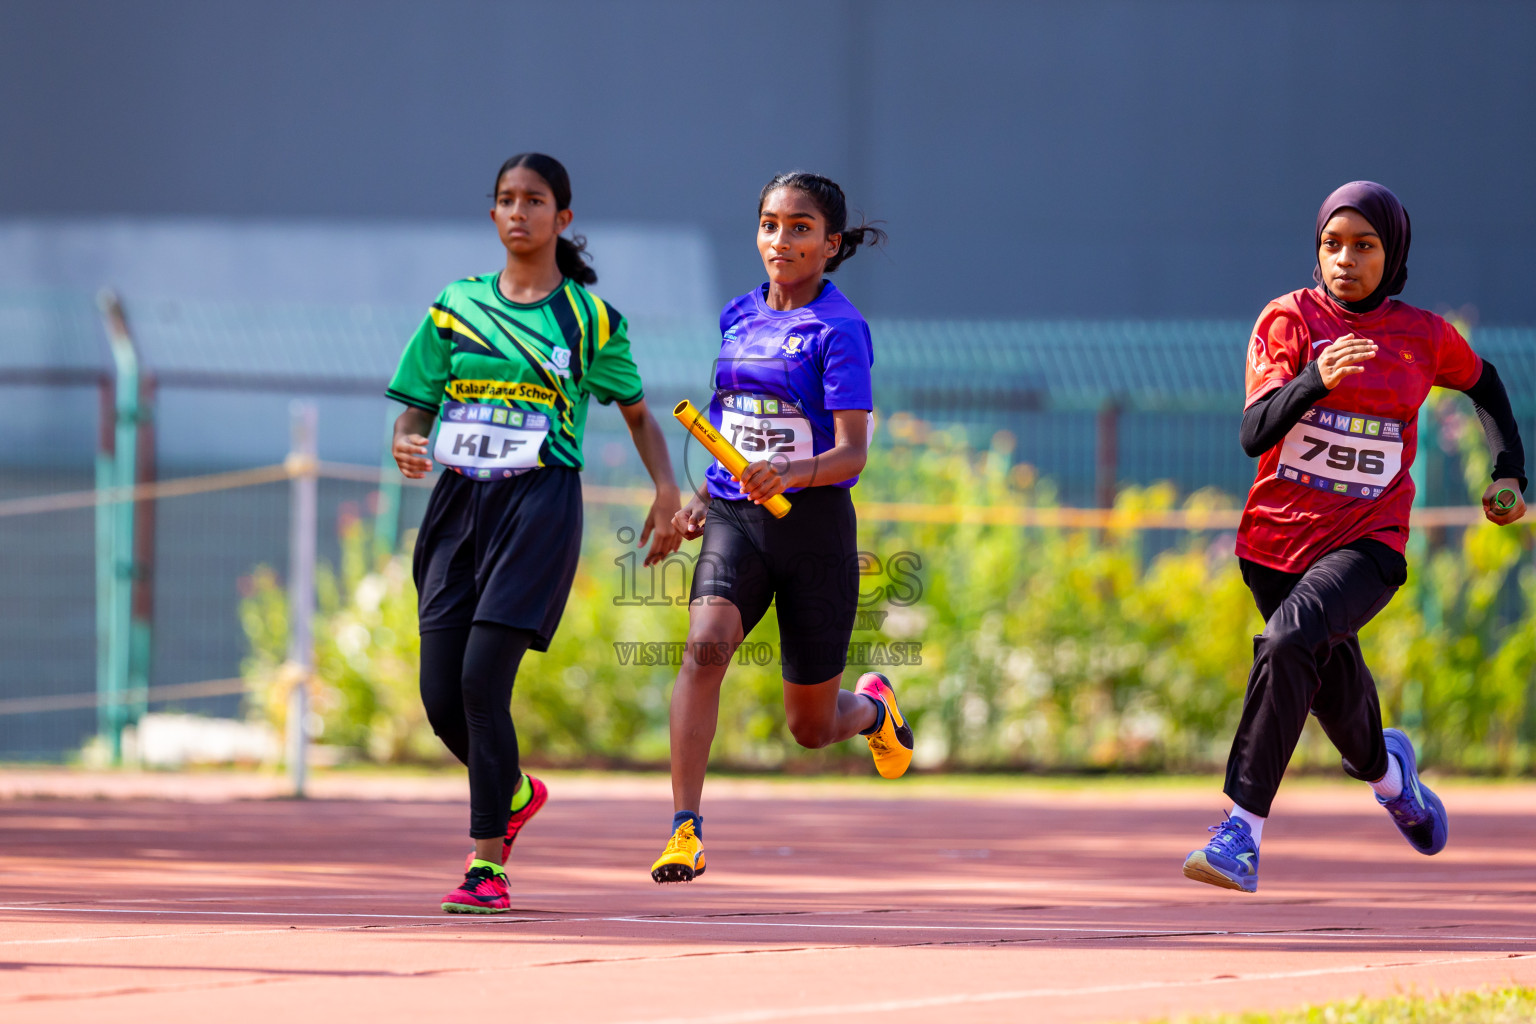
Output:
top-left (393, 433), bottom-right (433, 479)
top-left (673, 492), bottom-right (709, 540)
top-left (1317, 333), bottom-right (1378, 389)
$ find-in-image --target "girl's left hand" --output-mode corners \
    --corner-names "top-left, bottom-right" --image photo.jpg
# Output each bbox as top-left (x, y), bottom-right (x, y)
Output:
top-left (640, 488), bottom-right (683, 566)
top-left (737, 457), bottom-right (791, 504)
top-left (1483, 479), bottom-right (1527, 525)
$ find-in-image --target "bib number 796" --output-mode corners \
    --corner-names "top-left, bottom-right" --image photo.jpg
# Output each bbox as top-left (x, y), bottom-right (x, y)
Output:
top-left (1277, 407), bottom-right (1403, 499)
top-left (1297, 435), bottom-right (1386, 475)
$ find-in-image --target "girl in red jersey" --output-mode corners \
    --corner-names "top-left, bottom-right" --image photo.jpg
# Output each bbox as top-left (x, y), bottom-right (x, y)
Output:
top-left (1182, 181), bottom-right (1527, 893)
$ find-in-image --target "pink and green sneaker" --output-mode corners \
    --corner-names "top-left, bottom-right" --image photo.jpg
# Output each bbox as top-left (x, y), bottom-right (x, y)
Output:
top-left (465, 774), bottom-right (549, 870)
top-left (441, 862), bottom-right (510, 914)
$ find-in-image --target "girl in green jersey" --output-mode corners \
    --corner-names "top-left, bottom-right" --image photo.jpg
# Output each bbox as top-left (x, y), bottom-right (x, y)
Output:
top-left (387, 153), bottom-right (682, 912)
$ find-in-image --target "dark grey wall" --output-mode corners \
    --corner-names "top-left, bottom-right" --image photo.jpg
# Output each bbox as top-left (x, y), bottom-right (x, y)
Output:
top-left (3, 0), bottom-right (1533, 321)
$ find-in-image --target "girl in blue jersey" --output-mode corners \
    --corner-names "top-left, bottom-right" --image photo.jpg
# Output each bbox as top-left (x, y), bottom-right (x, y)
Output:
top-left (650, 172), bottom-right (910, 883)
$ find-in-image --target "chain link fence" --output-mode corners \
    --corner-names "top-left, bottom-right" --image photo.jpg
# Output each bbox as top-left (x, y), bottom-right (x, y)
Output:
top-left (2, 289), bottom-right (1531, 761)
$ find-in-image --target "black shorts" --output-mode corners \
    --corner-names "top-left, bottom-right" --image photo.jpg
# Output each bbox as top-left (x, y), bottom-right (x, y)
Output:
top-left (413, 467), bottom-right (582, 651)
top-left (690, 486), bottom-right (859, 684)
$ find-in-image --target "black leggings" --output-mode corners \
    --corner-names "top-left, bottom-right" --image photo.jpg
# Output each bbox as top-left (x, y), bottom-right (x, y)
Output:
top-left (1224, 539), bottom-right (1406, 818)
top-left (420, 623), bottom-right (534, 839)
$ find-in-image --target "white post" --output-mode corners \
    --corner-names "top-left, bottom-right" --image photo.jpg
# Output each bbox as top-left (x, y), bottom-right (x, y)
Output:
top-left (286, 401), bottom-right (319, 798)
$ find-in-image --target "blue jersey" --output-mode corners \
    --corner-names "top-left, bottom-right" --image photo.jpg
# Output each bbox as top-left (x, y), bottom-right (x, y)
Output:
top-left (704, 280), bottom-right (874, 501)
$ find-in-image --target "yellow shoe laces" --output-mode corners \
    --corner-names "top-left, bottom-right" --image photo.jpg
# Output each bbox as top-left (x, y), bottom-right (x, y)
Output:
top-left (664, 821), bottom-right (697, 853)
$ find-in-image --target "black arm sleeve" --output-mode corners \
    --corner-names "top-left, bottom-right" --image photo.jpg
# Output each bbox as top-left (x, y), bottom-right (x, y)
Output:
top-left (1461, 359), bottom-right (1528, 494)
top-left (1239, 361), bottom-right (1330, 458)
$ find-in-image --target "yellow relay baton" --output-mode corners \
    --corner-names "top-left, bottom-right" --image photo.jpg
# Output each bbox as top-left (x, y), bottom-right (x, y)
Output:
top-left (673, 399), bottom-right (792, 519)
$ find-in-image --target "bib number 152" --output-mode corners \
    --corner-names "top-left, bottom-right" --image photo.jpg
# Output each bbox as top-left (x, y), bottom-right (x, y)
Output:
top-left (729, 422), bottom-right (796, 454)
top-left (1297, 435), bottom-right (1386, 475)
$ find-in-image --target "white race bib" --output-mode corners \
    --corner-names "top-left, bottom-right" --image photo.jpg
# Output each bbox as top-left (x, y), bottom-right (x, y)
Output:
top-left (434, 401), bottom-right (548, 479)
top-left (716, 392), bottom-right (813, 463)
top-left (1276, 406), bottom-right (1404, 500)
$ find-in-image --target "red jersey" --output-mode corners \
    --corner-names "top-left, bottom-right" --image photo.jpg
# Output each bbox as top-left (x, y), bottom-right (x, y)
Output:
top-left (1235, 287), bottom-right (1482, 572)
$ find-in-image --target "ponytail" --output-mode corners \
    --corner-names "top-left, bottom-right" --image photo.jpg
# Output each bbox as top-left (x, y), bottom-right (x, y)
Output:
top-left (555, 235), bottom-right (597, 286)
top-left (828, 222), bottom-right (887, 273)
top-left (493, 152), bottom-right (598, 285)
top-left (757, 171), bottom-right (887, 273)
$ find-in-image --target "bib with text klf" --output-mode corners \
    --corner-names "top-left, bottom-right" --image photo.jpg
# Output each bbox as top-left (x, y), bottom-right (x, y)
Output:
top-left (1276, 405), bottom-right (1403, 500)
top-left (434, 400), bottom-right (548, 479)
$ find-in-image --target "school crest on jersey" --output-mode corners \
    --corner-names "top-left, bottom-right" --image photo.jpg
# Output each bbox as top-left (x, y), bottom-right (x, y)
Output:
top-left (781, 334), bottom-right (806, 356)
top-left (543, 345), bottom-right (573, 378)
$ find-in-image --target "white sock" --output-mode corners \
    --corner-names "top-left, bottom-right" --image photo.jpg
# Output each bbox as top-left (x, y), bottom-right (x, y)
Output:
top-left (1370, 752), bottom-right (1405, 800)
top-left (1230, 804), bottom-right (1265, 847)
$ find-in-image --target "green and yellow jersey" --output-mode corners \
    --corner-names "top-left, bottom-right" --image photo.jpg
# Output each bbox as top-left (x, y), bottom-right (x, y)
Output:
top-left (387, 274), bottom-right (644, 475)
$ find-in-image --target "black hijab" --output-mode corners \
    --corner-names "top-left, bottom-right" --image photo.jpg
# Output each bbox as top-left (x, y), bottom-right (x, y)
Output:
top-left (1312, 180), bottom-right (1411, 314)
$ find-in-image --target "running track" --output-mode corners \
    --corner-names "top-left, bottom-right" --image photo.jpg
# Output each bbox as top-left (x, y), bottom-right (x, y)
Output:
top-left (3, 771), bottom-right (1535, 1023)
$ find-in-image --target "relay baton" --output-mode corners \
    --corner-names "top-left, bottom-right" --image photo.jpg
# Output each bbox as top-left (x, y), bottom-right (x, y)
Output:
top-left (672, 399), bottom-right (792, 519)
top-left (1493, 487), bottom-right (1519, 513)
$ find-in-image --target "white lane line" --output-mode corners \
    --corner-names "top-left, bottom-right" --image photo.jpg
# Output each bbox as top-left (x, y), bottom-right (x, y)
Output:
top-left (0, 906), bottom-right (1197, 932)
top-left (10, 904), bottom-right (1536, 959)
top-left (612, 918), bottom-right (1208, 936)
top-left (0, 894), bottom-right (401, 906)
top-left (0, 915), bottom-right (619, 947)
top-left (605, 917), bottom-right (1536, 942)
top-left (0, 928), bottom-right (308, 947)
top-left (0, 906), bottom-right (483, 921)
top-left (0, 907), bottom-right (1312, 937)
top-left (9, 906), bottom-right (1536, 946)
top-left (608, 951), bottom-right (1536, 1024)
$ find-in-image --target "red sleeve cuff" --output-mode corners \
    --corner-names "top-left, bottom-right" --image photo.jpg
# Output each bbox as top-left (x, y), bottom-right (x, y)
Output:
top-left (1442, 353), bottom-right (1484, 392)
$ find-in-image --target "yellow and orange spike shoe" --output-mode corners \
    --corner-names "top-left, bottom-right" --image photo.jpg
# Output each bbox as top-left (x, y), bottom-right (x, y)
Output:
top-left (650, 820), bottom-right (706, 883)
top-left (856, 672), bottom-right (914, 779)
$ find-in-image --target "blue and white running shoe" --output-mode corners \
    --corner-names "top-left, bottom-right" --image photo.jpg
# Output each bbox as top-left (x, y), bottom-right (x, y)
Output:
top-left (1378, 728), bottom-right (1448, 855)
top-left (1182, 813), bottom-right (1259, 893)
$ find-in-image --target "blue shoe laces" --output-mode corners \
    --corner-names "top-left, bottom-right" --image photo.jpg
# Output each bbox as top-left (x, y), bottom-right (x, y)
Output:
top-left (1204, 816), bottom-right (1255, 860)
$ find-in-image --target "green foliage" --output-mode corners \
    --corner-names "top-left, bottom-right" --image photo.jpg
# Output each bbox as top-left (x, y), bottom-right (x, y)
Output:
top-left (1358, 389), bottom-right (1536, 773)
top-left (852, 417), bottom-right (1259, 770)
top-left (240, 522), bottom-right (435, 762)
top-left (239, 407), bottom-right (1536, 772)
top-left (1149, 985), bottom-right (1536, 1023)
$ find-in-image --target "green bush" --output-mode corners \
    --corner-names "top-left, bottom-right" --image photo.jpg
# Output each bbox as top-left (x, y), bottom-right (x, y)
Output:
top-left (240, 529), bottom-right (436, 763)
top-left (1153, 985), bottom-right (1536, 1023)
top-left (1361, 389), bottom-right (1536, 772)
top-left (240, 406), bottom-right (1536, 772)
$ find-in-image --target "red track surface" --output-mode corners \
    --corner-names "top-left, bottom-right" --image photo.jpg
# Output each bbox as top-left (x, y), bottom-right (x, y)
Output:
top-left (4, 771), bottom-right (1536, 1023)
